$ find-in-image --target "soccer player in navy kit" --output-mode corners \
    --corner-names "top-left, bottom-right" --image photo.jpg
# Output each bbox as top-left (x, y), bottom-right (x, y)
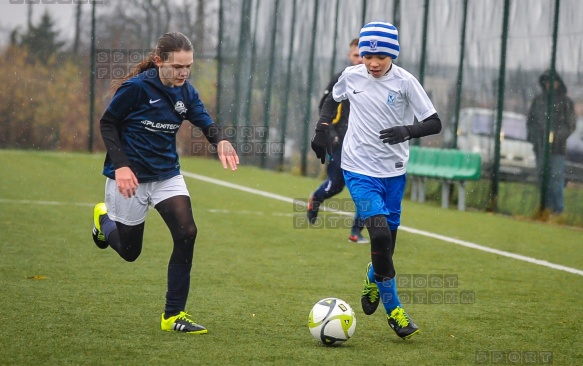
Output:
top-left (307, 38), bottom-right (369, 244)
top-left (91, 32), bottom-right (239, 334)
top-left (312, 22), bottom-right (441, 339)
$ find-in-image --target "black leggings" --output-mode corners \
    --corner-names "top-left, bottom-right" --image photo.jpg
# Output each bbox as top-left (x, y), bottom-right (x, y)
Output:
top-left (365, 214), bottom-right (398, 280)
top-left (107, 195), bottom-right (197, 265)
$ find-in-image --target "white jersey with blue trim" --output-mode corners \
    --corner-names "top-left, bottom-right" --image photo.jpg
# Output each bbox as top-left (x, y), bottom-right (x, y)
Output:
top-left (333, 63), bottom-right (436, 178)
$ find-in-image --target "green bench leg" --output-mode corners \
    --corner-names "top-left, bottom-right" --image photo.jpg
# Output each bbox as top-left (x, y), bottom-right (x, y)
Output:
top-left (458, 181), bottom-right (466, 211)
top-left (441, 181), bottom-right (450, 209)
top-left (412, 177), bottom-right (469, 211)
top-left (418, 178), bottom-right (426, 203)
top-left (411, 177), bottom-right (419, 202)
top-left (411, 176), bottom-right (426, 203)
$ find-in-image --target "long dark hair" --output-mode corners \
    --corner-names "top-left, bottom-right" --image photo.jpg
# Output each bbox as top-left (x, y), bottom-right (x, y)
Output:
top-left (109, 32), bottom-right (193, 94)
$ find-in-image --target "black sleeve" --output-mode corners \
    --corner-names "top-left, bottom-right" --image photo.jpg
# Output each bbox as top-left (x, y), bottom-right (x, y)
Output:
top-left (201, 123), bottom-right (228, 145)
top-left (318, 72), bottom-right (341, 113)
top-left (407, 113), bottom-right (442, 139)
top-left (100, 109), bottom-right (130, 169)
top-left (316, 93), bottom-right (341, 131)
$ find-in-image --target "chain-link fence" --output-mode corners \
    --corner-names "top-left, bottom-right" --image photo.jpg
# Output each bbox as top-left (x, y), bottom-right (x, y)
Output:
top-left (3, 0), bottom-right (581, 223)
top-left (209, 0), bottom-right (583, 223)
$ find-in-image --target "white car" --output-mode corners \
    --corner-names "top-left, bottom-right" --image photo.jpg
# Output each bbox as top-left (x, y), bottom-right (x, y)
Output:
top-left (566, 117), bottom-right (583, 164)
top-left (444, 108), bottom-right (536, 179)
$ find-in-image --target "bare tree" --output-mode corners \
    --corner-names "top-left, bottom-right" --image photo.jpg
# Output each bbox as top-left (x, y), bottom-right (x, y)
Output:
top-left (194, 0), bottom-right (205, 55)
top-left (73, 1), bottom-right (82, 54)
top-left (139, 0), bottom-right (172, 47)
top-left (27, 3), bottom-right (32, 28)
top-left (174, 0), bottom-right (195, 41)
top-left (95, 0), bottom-right (172, 50)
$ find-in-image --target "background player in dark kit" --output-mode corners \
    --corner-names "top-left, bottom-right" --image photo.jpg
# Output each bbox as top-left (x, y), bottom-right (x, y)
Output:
top-left (307, 38), bottom-right (369, 244)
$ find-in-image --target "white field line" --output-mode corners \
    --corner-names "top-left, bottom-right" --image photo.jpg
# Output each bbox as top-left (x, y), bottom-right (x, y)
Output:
top-left (2, 172), bottom-right (582, 277)
top-left (0, 199), bottom-right (293, 217)
top-left (181, 171), bottom-right (583, 277)
top-left (0, 199), bottom-right (95, 207)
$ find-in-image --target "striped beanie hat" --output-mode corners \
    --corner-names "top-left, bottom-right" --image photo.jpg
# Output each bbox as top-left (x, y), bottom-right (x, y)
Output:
top-left (358, 21), bottom-right (400, 59)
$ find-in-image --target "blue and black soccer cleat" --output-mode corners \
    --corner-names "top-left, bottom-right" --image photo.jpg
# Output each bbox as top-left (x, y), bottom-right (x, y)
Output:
top-left (387, 306), bottom-right (419, 339)
top-left (306, 194), bottom-right (320, 225)
top-left (361, 262), bottom-right (380, 315)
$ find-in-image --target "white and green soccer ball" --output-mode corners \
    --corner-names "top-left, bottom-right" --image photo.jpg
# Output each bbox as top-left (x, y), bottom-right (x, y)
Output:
top-left (308, 298), bottom-right (356, 346)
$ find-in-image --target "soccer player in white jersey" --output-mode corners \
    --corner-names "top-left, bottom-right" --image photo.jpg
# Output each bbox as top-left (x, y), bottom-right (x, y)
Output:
top-left (311, 21), bottom-right (442, 339)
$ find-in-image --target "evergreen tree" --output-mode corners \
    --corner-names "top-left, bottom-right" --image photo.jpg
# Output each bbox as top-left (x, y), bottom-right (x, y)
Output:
top-left (18, 11), bottom-right (65, 64)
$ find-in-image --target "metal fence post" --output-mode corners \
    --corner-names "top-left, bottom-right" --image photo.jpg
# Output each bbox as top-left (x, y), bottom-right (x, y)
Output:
top-left (261, 0), bottom-right (280, 168)
top-left (277, 0), bottom-right (297, 171)
top-left (540, 0), bottom-right (561, 213)
top-left (216, 0), bottom-right (224, 126)
top-left (411, 0), bottom-right (430, 147)
top-left (452, 0), bottom-right (469, 150)
top-left (300, 0), bottom-right (320, 176)
top-left (232, 0), bottom-right (252, 135)
top-left (88, 0), bottom-right (96, 153)
top-left (489, 0), bottom-right (511, 212)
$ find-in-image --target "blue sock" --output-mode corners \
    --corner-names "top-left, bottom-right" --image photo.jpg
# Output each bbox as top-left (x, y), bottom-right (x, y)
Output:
top-left (375, 276), bottom-right (401, 314)
top-left (99, 214), bottom-right (117, 240)
top-left (367, 264), bottom-right (375, 283)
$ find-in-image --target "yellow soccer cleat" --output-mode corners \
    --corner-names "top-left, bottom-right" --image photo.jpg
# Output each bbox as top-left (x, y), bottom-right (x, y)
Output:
top-left (161, 311), bottom-right (208, 334)
top-left (92, 203), bottom-right (108, 249)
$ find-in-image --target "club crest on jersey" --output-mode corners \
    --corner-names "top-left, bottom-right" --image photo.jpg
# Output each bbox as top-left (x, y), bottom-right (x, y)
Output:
top-left (175, 101), bottom-right (187, 115)
top-left (370, 40), bottom-right (378, 51)
top-left (387, 92), bottom-right (397, 106)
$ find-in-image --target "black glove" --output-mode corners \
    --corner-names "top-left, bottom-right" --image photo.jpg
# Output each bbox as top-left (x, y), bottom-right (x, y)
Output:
top-left (379, 126), bottom-right (411, 145)
top-left (311, 128), bottom-right (330, 164)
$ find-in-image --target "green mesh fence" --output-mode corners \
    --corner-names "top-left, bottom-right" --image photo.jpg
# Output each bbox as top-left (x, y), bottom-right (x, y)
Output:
top-left (211, 0), bottom-right (583, 223)
top-left (9, 0), bottom-right (580, 222)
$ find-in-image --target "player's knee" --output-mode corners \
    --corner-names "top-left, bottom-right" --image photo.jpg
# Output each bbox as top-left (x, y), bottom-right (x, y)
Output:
top-left (181, 223), bottom-right (197, 244)
top-left (327, 184), bottom-right (344, 196)
top-left (121, 246), bottom-right (142, 262)
top-left (171, 224), bottom-right (197, 260)
top-left (123, 255), bottom-right (139, 263)
top-left (365, 215), bottom-right (390, 243)
top-left (370, 230), bottom-right (391, 254)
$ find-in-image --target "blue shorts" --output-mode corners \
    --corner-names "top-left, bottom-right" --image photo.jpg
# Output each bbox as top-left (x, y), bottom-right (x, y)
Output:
top-left (343, 171), bottom-right (406, 230)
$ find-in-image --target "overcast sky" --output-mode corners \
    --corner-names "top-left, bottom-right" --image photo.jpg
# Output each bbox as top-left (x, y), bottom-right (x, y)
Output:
top-left (0, 1), bottom-right (79, 46)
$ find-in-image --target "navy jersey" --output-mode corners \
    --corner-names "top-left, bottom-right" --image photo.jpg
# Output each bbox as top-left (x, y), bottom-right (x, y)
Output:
top-left (102, 69), bottom-right (213, 183)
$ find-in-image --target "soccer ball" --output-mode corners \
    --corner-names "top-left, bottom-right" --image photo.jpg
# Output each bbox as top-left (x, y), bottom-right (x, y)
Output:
top-left (308, 298), bottom-right (356, 346)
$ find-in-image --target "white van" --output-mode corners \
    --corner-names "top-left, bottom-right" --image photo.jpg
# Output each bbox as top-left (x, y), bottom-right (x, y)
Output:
top-left (444, 108), bottom-right (536, 179)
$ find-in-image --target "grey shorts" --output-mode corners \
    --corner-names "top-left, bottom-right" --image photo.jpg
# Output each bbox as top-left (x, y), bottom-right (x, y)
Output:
top-left (104, 175), bottom-right (190, 226)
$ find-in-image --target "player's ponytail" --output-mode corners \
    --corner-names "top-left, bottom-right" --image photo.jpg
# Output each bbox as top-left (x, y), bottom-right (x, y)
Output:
top-left (109, 32), bottom-right (194, 95)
